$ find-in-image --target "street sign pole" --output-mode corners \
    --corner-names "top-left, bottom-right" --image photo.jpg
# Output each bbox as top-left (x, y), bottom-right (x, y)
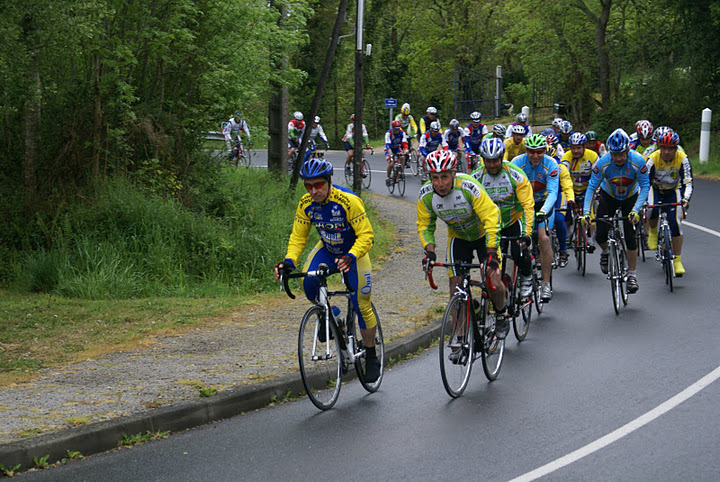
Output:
top-left (385, 97), bottom-right (397, 129)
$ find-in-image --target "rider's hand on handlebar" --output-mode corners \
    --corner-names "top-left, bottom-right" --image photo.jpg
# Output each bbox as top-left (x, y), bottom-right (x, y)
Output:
top-left (486, 252), bottom-right (500, 271)
top-left (628, 211), bottom-right (640, 224)
top-left (682, 199), bottom-right (690, 211)
top-left (274, 262), bottom-right (294, 281)
top-left (335, 255), bottom-right (354, 273)
top-left (520, 234), bottom-right (532, 249)
top-left (422, 250), bottom-right (437, 269)
top-left (582, 214), bottom-right (592, 226)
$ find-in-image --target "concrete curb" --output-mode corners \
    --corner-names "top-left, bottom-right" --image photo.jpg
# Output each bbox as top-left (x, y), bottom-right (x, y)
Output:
top-left (0, 321), bottom-right (440, 470)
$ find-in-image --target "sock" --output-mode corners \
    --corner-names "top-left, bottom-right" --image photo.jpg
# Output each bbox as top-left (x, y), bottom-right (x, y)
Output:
top-left (628, 270), bottom-right (636, 277)
top-left (366, 345), bottom-right (377, 359)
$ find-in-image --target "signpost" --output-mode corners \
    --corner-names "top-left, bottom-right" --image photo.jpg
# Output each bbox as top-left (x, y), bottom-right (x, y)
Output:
top-left (385, 97), bottom-right (397, 128)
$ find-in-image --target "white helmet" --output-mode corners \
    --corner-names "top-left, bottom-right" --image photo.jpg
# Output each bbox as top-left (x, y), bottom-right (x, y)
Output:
top-left (314, 116), bottom-right (320, 123)
top-left (516, 112), bottom-right (528, 123)
top-left (470, 111), bottom-right (482, 122)
top-left (449, 118), bottom-right (460, 128)
top-left (511, 124), bottom-right (526, 135)
top-left (430, 121), bottom-right (441, 131)
top-left (293, 111), bottom-right (303, 121)
top-left (427, 106), bottom-right (437, 115)
top-left (552, 117), bottom-right (564, 128)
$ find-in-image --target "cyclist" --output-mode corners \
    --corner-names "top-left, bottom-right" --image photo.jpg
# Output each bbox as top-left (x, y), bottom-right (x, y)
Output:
top-left (223, 111), bottom-right (251, 152)
top-left (503, 124), bottom-right (527, 161)
top-left (645, 131), bottom-right (693, 276)
top-left (302, 116), bottom-right (331, 163)
top-left (384, 119), bottom-right (410, 186)
top-left (545, 134), bottom-right (565, 161)
top-left (561, 132), bottom-right (599, 253)
top-left (643, 126), bottom-right (681, 158)
top-left (483, 123), bottom-right (507, 140)
top-left (342, 114), bottom-right (371, 173)
top-left (395, 103), bottom-right (419, 151)
top-left (419, 106), bottom-right (441, 137)
top-left (558, 120), bottom-right (574, 149)
top-left (505, 112), bottom-right (531, 138)
top-left (274, 157), bottom-right (381, 382)
top-left (472, 138), bottom-right (535, 298)
top-left (629, 119), bottom-right (655, 157)
top-left (419, 121), bottom-right (449, 181)
top-left (553, 135), bottom-right (581, 267)
top-left (585, 130), bottom-right (607, 158)
top-left (444, 119), bottom-right (467, 172)
top-left (417, 150), bottom-right (508, 339)
top-left (464, 111), bottom-right (488, 171)
top-left (287, 111), bottom-right (306, 164)
top-left (582, 128), bottom-right (650, 293)
top-left (512, 133), bottom-right (560, 301)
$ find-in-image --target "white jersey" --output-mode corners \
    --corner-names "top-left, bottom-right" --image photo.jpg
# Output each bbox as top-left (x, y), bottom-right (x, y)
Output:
top-left (222, 118), bottom-right (250, 142)
top-left (308, 124), bottom-right (329, 145)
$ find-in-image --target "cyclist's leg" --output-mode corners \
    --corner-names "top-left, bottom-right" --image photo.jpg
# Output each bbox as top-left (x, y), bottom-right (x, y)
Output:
top-left (344, 141), bottom-right (354, 166)
top-left (346, 253), bottom-right (380, 380)
top-left (647, 186), bottom-right (660, 247)
top-left (621, 194), bottom-right (639, 272)
top-left (301, 241), bottom-right (332, 302)
top-left (471, 237), bottom-right (506, 312)
top-left (446, 237), bottom-right (466, 297)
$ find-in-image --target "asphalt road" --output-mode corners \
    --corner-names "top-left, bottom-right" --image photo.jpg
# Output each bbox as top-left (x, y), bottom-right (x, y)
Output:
top-left (20, 167), bottom-right (720, 481)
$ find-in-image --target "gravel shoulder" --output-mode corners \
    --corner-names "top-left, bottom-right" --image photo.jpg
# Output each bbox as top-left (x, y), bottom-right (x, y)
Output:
top-left (0, 192), bottom-right (448, 444)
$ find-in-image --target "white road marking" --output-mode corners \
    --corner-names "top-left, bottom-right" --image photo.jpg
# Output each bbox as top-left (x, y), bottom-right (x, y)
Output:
top-left (511, 220), bottom-right (720, 481)
top-left (510, 365), bottom-right (720, 481)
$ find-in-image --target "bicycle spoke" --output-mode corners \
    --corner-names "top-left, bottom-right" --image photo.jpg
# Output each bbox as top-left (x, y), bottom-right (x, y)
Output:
top-left (439, 295), bottom-right (473, 397)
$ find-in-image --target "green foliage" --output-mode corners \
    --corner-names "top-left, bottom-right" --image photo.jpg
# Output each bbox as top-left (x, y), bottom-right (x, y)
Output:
top-left (32, 454), bottom-right (50, 469)
top-left (10, 168), bottom-right (302, 298)
top-left (192, 383), bottom-right (218, 397)
top-left (120, 430), bottom-right (170, 446)
top-left (0, 463), bottom-right (22, 477)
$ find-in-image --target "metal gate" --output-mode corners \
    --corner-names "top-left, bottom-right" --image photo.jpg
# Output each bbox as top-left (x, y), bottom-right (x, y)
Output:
top-left (453, 66), bottom-right (502, 120)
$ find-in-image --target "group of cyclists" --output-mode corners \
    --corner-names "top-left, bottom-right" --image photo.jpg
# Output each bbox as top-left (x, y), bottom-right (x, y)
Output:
top-left (275, 106), bottom-right (693, 379)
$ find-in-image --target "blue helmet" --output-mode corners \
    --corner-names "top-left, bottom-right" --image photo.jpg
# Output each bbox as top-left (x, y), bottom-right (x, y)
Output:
top-left (479, 137), bottom-right (505, 159)
top-left (299, 157), bottom-right (333, 179)
top-left (606, 128), bottom-right (630, 153)
top-left (560, 120), bottom-right (573, 134)
top-left (569, 132), bottom-right (587, 145)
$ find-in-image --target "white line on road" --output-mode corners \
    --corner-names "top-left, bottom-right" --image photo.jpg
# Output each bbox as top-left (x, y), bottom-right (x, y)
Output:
top-left (511, 219), bottom-right (720, 481)
top-left (510, 365), bottom-right (720, 482)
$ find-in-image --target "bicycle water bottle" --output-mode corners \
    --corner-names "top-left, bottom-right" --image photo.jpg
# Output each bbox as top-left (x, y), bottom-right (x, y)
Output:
top-left (331, 305), bottom-right (345, 331)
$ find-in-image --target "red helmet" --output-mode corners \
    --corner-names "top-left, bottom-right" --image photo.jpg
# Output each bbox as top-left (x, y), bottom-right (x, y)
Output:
top-left (425, 150), bottom-right (457, 173)
top-left (351, 114), bottom-right (356, 120)
top-left (635, 119), bottom-right (653, 139)
top-left (391, 119), bottom-right (402, 128)
top-left (657, 131), bottom-right (680, 147)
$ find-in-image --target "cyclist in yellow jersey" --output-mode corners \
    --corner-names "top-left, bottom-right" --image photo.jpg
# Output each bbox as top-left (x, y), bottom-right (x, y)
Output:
top-left (553, 160), bottom-right (576, 267)
top-left (561, 132), bottom-right (599, 253)
top-left (396, 103), bottom-right (419, 151)
top-left (417, 150), bottom-right (508, 338)
top-left (504, 124), bottom-right (527, 160)
top-left (645, 130), bottom-right (693, 275)
top-left (274, 157), bottom-right (380, 382)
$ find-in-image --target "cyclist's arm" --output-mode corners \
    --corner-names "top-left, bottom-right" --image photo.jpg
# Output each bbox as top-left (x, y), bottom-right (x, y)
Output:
top-left (511, 164), bottom-right (535, 236)
top-left (242, 121), bottom-right (251, 139)
top-left (680, 154), bottom-right (693, 202)
top-left (539, 159), bottom-right (560, 214)
top-left (409, 117), bottom-right (418, 137)
top-left (318, 125), bottom-right (329, 146)
top-left (222, 121), bottom-right (232, 142)
top-left (384, 130), bottom-right (392, 156)
top-left (418, 133), bottom-right (428, 156)
top-left (633, 156), bottom-right (651, 212)
top-left (346, 195), bottom-right (374, 261)
top-left (417, 189), bottom-right (438, 249)
top-left (362, 124), bottom-right (370, 146)
top-left (559, 164), bottom-right (575, 205)
top-left (284, 196), bottom-right (313, 267)
top-left (467, 181), bottom-right (502, 250)
top-left (464, 128), bottom-right (472, 153)
top-left (583, 162), bottom-right (603, 215)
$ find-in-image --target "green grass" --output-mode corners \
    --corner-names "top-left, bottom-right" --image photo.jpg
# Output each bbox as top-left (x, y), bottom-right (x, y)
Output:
top-left (0, 170), bottom-right (395, 382)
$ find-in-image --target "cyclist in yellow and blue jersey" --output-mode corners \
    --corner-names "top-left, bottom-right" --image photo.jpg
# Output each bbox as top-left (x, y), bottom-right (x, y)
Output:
top-left (417, 150), bottom-right (509, 338)
top-left (504, 124), bottom-right (527, 160)
top-left (582, 128), bottom-right (650, 293)
top-left (512, 133), bottom-right (560, 301)
top-left (472, 137), bottom-right (536, 298)
top-left (396, 102), bottom-right (419, 152)
top-left (645, 130), bottom-right (693, 275)
top-left (562, 132), bottom-right (599, 252)
top-left (274, 157), bottom-right (380, 382)
top-left (554, 154), bottom-right (576, 268)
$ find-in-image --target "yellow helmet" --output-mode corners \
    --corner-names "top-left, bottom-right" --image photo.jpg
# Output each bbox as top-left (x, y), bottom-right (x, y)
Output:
top-left (401, 103), bottom-right (410, 115)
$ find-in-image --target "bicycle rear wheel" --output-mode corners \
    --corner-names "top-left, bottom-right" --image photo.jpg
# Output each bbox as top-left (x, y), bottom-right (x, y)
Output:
top-left (512, 273), bottom-right (531, 341)
top-left (575, 221), bottom-right (587, 276)
top-left (533, 261), bottom-right (544, 314)
top-left (361, 160), bottom-right (372, 189)
top-left (410, 149), bottom-right (419, 176)
top-left (298, 306), bottom-right (342, 410)
top-left (353, 303), bottom-right (384, 392)
top-left (480, 295), bottom-right (504, 381)
top-left (619, 246), bottom-right (628, 306)
top-left (663, 226), bottom-right (674, 292)
top-left (439, 294), bottom-right (474, 398)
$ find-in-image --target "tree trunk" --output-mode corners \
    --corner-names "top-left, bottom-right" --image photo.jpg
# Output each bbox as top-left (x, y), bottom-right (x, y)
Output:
top-left (23, 66), bottom-right (41, 214)
top-left (92, 53), bottom-right (102, 182)
top-left (268, 0), bottom-right (289, 173)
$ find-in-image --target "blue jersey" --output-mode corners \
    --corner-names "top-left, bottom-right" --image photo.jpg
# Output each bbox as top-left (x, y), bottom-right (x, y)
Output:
top-left (464, 123), bottom-right (487, 153)
top-left (419, 131), bottom-right (447, 156)
top-left (443, 128), bottom-right (464, 150)
top-left (512, 154), bottom-right (560, 214)
top-left (583, 150), bottom-right (650, 215)
top-left (384, 129), bottom-right (409, 156)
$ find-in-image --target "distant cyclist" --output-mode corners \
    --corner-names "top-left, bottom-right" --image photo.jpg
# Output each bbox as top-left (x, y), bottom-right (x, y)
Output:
top-left (582, 128), bottom-right (650, 293)
top-left (558, 120), bottom-right (574, 149)
top-left (505, 112), bottom-right (531, 138)
top-left (342, 114), bottom-right (371, 172)
top-left (584, 130), bottom-right (607, 158)
top-left (645, 130), bottom-right (693, 276)
top-left (444, 119), bottom-right (467, 172)
top-left (395, 103), bottom-right (419, 150)
top-left (419, 121), bottom-right (449, 180)
top-left (384, 119), bottom-right (410, 186)
top-left (419, 106), bottom-right (441, 137)
top-left (562, 132), bottom-right (599, 252)
top-left (223, 111), bottom-right (251, 151)
top-left (287, 111), bottom-right (306, 164)
top-left (629, 119), bottom-right (655, 157)
top-left (464, 111), bottom-right (488, 170)
top-left (483, 123), bottom-right (507, 140)
top-left (503, 124), bottom-right (527, 161)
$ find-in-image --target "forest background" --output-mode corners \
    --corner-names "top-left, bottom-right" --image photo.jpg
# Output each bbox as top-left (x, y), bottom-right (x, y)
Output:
top-left (1, 0), bottom-right (719, 300)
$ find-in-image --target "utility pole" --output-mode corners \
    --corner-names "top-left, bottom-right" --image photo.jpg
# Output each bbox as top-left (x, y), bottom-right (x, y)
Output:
top-left (268, 0), bottom-right (288, 173)
top-left (352, 0), bottom-right (365, 193)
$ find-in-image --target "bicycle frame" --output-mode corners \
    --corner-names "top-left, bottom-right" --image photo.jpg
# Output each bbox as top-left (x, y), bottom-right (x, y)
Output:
top-left (594, 209), bottom-right (629, 314)
top-left (647, 202), bottom-right (683, 291)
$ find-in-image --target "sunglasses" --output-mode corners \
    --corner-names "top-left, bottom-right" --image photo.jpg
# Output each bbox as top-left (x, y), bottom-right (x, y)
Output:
top-left (304, 180), bottom-right (327, 191)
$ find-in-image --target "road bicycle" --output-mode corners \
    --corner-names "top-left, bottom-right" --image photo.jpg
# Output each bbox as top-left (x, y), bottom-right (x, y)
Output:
top-left (569, 203), bottom-right (590, 276)
top-left (453, 149), bottom-right (466, 173)
top-left (344, 146), bottom-right (372, 189)
top-left (499, 235), bottom-right (534, 341)
top-left (387, 152), bottom-right (406, 196)
top-left (647, 202), bottom-right (683, 292)
top-left (230, 137), bottom-right (253, 168)
top-left (425, 260), bottom-right (505, 397)
top-left (530, 213), bottom-right (554, 314)
top-left (466, 152), bottom-right (480, 173)
top-left (594, 209), bottom-right (630, 315)
top-left (280, 263), bottom-right (384, 410)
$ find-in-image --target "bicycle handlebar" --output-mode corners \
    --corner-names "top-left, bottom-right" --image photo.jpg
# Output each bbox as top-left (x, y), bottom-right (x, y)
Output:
top-left (424, 261), bottom-right (496, 292)
top-left (279, 263), bottom-right (342, 300)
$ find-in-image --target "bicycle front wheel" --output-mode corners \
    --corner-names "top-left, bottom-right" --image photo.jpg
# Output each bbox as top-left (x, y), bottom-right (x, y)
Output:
top-left (480, 295), bottom-right (505, 381)
top-left (439, 294), bottom-right (474, 398)
top-left (609, 244), bottom-right (621, 315)
top-left (361, 160), bottom-right (371, 189)
top-left (619, 246), bottom-right (628, 306)
top-left (575, 221), bottom-right (587, 276)
top-left (533, 262), bottom-right (544, 314)
top-left (410, 149), bottom-right (419, 176)
top-left (354, 303), bottom-right (384, 392)
top-left (344, 163), bottom-right (353, 186)
top-left (397, 170), bottom-right (406, 196)
top-left (663, 227), bottom-right (674, 292)
top-left (298, 306), bottom-right (342, 410)
top-left (512, 273), bottom-right (531, 341)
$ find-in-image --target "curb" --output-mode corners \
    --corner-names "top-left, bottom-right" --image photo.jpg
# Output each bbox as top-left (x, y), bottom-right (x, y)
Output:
top-left (0, 321), bottom-right (440, 470)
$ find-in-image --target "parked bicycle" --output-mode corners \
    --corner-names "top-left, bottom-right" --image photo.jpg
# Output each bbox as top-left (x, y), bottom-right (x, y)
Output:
top-left (280, 263), bottom-right (384, 410)
top-left (344, 146), bottom-right (372, 189)
top-left (647, 202), bottom-right (683, 292)
top-left (387, 152), bottom-right (406, 196)
top-left (425, 260), bottom-right (505, 397)
top-left (594, 209), bottom-right (630, 315)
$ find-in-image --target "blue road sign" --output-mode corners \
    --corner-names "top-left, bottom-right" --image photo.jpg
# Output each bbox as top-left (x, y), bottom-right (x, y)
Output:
top-left (384, 98), bottom-right (398, 108)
